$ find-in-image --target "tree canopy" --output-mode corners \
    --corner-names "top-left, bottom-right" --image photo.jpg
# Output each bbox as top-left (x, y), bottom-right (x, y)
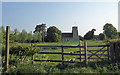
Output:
top-left (34, 24), bottom-right (47, 42)
top-left (103, 23), bottom-right (118, 39)
top-left (46, 26), bottom-right (62, 42)
top-left (84, 29), bottom-right (96, 40)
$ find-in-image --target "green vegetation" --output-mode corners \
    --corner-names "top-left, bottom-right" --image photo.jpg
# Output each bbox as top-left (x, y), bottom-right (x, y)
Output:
top-left (7, 60), bottom-right (120, 73)
top-left (34, 24), bottom-right (46, 42)
top-left (45, 26), bottom-right (62, 42)
top-left (1, 22), bottom-right (120, 74)
top-left (103, 23), bottom-right (118, 39)
top-left (2, 40), bottom-right (120, 74)
top-left (84, 29), bottom-right (96, 40)
top-left (99, 33), bottom-right (106, 40)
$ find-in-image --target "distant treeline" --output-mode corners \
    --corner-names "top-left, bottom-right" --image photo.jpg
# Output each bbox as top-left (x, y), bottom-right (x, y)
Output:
top-left (0, 23), bottom-right (119, 44)
top-left (1, 24), bottom-right (62, 43)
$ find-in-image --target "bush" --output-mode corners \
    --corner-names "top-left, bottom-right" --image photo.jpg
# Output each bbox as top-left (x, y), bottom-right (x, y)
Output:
top-left (10, 45), bottom-right (39, 56)
top-left (9, 63), bottom-right (47, 73)
top-left (99, 33), bottom-right (106, 40)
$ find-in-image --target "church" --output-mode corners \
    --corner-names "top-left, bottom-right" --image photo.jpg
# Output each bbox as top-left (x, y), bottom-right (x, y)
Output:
top-left (61, 26), bottom-right (79, 42)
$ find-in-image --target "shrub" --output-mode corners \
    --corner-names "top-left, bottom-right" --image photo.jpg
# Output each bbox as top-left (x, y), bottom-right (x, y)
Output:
top-left (99, 33), bottom-right (106, 40)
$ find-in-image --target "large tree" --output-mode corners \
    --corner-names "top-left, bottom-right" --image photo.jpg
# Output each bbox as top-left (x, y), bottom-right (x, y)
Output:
top-left (46, 26), bottom-right (61, 42)
top-left (34, 24), bottom-right (46, 42)
top-left (84, 29), bottom-right (96, 40)
top-left (103, 23), bottom-right (118, 39)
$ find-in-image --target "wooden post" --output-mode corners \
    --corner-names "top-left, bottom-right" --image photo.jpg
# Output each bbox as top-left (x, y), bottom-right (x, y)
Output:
top-left (110, 42), bottom-right (114, 61)
top-left (84, 40), bottom-right (88, 65)
top-left (79, 40), bottom-right (82, 62)
top-left (31, 43), bottom-right (34, 64)
top-left (107, 45), bottom-right (110, 60)
top-left (61, 46), bottom-right (64, 66)
top-left (5, 26), bottom-right (10, 72)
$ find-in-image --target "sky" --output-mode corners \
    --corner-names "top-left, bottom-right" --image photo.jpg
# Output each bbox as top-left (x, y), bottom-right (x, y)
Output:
top-left (2, 2), bottom-right (118, 36)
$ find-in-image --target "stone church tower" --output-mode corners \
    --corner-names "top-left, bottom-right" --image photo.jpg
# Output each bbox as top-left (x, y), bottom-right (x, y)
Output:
top-left (72, 26), bottom-right (79, 41)
top-left (61, 26), bottom-right (79, 42)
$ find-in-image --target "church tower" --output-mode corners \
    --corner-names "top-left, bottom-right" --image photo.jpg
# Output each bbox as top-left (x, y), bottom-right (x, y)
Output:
top-left (72, 26), bottom-right (79, 41)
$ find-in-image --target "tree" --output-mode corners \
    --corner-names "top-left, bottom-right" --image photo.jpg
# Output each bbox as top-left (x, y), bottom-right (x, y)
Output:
top-left (33, 33), bottom-right (38, 42)
top-left (34, 24), bottom-right (47, 42)
top-left (99, 33), bottom-right (106, 40)
top-left (84, 29), bottom-right (96, 40)
top-left (27, 31), bottom-right (33, 42)
top-left (19, 29), bottom-right (28, 42)
top-left (46, 26), bottom-right (62, 42)
top-left (103, 23), bottom-right (118, 39)
top-left (1, 26), bottom-right (6, 44)
top-left (13, 28), bottom-right (19, 42)
top-left (38, 34), bottom-right (42, 42)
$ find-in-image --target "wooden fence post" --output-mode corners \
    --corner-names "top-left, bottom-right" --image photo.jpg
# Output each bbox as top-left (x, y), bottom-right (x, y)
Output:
top-left (5, 26), bottom-right (10, 72)
top-left (84, 40), bottom-right (88, 65)
top-left (79, 40), bottom-right (82, 62)
top-left (61, 46), bottom-right (64, 66)
top-left (107, 45), bottom-right (110, 60)
top-left (31, 43), bottom-right (34, 64)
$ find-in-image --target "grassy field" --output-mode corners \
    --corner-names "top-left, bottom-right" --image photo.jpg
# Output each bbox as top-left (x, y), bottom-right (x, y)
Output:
top-left (2, 40), bottom-right (120, 74)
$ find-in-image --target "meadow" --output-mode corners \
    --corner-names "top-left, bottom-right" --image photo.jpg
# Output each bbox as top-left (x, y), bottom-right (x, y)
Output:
top-left (2, 40), bottom-right (120, 74)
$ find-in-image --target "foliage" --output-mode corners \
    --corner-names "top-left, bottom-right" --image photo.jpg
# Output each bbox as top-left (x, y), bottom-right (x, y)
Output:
top-left (0, 26), bottom-right (43, 43)
top-left (12, 29), bottom-right (19, 42)
top-left (9, 45), bottom-right (39, 56)
top-left (18, 29), bottom-right (28, 42)
top-left (27, 31), bottom-right (33, 42)
top-left (103, 23), bottom-right (118, 39)
top-left (0, 26), bottom-right (6, 44)
top-left (34, 24), bottom-right (47, 42)
top-left (79, 35), bottom-right (84, 41)
top-left (6, 60), bottom-right (120, 73)
top-left (2, 40), bottom-right (120, 73)
top-left (84, 29), bottom-right (96, 40)
top-left (33, 33), bottom-right (38, 42)
top-left (38, 34), bottom-right (42, 42)
top-left (9, 63), bottom-right (47, 73)
top-left (46, 26), bottom-right (62, 42)
top-left (99, 33), bottom-right (106, 40)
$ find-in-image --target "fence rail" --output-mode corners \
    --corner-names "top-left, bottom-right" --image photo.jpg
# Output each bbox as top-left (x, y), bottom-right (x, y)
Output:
top-left (32, 41), bottom-right (110, 66)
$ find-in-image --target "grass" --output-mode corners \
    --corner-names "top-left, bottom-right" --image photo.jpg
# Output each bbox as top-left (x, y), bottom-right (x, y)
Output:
top-left (3, 40), bottom-right (120, 74)
top-left (32, 40), bottom-right (108, 63)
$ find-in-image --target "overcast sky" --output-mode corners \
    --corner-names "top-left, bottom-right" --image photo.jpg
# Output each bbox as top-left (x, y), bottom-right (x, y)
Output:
top-left (2, 2), bottom-right (118, 36)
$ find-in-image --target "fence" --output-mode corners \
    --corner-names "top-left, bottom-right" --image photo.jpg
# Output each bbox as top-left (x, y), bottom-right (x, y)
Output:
top-left (32, 41), bottom-right (110, 66)
top-left (5, 26), bottom-right (112, 72)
